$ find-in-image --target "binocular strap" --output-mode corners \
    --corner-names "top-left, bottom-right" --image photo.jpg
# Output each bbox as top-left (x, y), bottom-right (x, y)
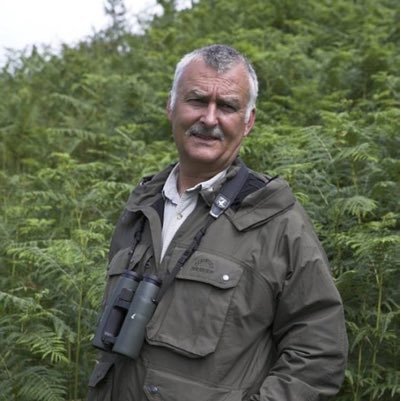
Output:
top-left (154, 162), bottom-right (249, 304)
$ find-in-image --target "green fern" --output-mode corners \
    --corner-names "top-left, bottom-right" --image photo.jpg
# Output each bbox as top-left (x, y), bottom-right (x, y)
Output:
top-left (0, 0), bottom-right (399, 400)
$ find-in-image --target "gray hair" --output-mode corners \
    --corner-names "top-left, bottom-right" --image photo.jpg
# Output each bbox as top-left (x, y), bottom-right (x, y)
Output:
top-left (169, 44), bottom-right (259, 122)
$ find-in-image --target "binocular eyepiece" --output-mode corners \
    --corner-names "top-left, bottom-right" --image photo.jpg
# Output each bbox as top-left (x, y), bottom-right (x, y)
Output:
top-left (93, 272), bottom-right (162, 359)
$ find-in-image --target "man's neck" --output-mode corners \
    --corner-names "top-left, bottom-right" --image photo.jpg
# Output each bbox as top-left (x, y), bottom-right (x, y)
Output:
top-left (177, 165), bottom-right (227, 194)
top-left (177, 172), bottom-right (212, 194)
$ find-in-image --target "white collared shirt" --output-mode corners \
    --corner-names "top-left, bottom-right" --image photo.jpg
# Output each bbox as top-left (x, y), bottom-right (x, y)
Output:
top-left (161, 164), bottom-right (227, 261)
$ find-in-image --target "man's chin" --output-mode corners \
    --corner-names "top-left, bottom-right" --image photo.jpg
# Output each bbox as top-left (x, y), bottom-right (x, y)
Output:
top-left (182, 151), bottom-right (222, 167)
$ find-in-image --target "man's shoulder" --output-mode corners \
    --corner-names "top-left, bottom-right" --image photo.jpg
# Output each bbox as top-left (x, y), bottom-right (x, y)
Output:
top-left (126, 163), bottom-right (177, 209)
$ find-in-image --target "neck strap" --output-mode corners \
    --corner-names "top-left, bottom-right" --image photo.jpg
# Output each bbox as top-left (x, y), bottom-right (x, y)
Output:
top-left (154, 161), bottom-right (249, 303)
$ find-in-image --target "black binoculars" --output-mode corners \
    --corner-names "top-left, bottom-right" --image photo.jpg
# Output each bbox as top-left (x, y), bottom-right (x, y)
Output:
top-left (93, 272), bottom-right (162, 359)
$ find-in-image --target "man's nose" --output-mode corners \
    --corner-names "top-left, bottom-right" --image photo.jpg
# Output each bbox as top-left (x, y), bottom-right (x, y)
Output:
top-left (200, 103), bottom-right (218, 127)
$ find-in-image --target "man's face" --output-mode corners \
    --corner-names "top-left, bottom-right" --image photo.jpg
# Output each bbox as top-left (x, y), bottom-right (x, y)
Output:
top-left (167, 59), bottom-right (255, 174)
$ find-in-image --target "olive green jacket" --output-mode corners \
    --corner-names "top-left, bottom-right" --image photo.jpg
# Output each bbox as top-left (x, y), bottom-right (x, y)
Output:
top-left (87, 161), bottom-right (348, 401)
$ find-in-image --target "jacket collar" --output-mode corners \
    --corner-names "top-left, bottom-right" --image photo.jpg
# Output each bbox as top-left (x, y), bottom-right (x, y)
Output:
top-left (126, 159), bottom-right (296, 231)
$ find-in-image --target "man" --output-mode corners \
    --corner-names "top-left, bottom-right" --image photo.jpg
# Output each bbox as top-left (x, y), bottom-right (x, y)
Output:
top-left (88, 44), bottom-right (348, 401)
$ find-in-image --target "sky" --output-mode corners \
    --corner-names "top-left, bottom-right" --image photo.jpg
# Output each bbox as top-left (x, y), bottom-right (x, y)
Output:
top-left (0, 0), bottom-right (165, 65)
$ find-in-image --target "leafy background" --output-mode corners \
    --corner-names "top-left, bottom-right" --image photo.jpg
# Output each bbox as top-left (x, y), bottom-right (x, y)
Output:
top-left (0, 0), bottom-right (399, 400)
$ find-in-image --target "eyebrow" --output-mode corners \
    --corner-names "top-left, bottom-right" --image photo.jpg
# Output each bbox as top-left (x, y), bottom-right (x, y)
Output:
top-left (186, 89), bottom-right (241, 108)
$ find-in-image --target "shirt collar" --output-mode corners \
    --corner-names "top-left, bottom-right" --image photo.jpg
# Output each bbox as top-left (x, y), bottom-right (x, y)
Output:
top-left (162, 164), bottom-right (228, 204)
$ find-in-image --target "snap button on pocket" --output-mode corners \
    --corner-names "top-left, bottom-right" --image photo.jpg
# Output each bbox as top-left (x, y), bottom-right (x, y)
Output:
top-left (146, 384), bottom-right (159, 394)
top-left (222, 274), bottom-right (230, 281)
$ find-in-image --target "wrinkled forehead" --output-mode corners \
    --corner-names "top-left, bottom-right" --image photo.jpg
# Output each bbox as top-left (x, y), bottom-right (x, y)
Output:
top-left (178, 59), bottom-right (251, 99)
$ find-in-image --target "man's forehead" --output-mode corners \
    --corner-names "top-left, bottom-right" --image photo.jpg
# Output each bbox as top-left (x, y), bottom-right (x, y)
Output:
top-left (179, 59), bottom-right (250, 97)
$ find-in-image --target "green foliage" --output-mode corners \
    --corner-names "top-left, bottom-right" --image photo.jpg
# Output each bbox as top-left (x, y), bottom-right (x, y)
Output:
top-left (0, 0), bottom-right (399, 399)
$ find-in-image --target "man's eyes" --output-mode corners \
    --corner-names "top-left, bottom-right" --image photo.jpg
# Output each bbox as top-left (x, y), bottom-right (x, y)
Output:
top-left (187, 98), bottom-right (206, 105)
top-left (219, 103), bottom-right (237, 112)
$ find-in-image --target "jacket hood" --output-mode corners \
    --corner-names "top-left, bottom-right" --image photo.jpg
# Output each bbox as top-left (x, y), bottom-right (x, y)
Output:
top-left (225, 176), bottom-right (296, 231)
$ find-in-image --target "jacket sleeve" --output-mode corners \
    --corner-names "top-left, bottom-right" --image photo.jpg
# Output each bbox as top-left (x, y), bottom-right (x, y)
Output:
top-left (253, 220), bottom-right (348, 401)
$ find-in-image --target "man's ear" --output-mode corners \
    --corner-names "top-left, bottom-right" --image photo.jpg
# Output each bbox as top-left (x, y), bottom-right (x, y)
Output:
top-left (243, 108), bottom-right (256, 137)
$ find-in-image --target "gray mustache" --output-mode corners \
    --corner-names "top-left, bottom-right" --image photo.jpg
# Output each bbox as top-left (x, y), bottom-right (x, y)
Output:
top-left (187, 123), bottom-right (224, 140)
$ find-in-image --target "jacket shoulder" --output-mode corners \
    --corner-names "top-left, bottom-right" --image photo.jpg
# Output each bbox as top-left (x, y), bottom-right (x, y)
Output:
top-left (228, 170), bottom-right (297, 231)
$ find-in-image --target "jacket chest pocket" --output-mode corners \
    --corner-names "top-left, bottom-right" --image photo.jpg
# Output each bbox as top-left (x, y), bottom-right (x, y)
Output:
top-left (146, 249), bottom-right (243, 358)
